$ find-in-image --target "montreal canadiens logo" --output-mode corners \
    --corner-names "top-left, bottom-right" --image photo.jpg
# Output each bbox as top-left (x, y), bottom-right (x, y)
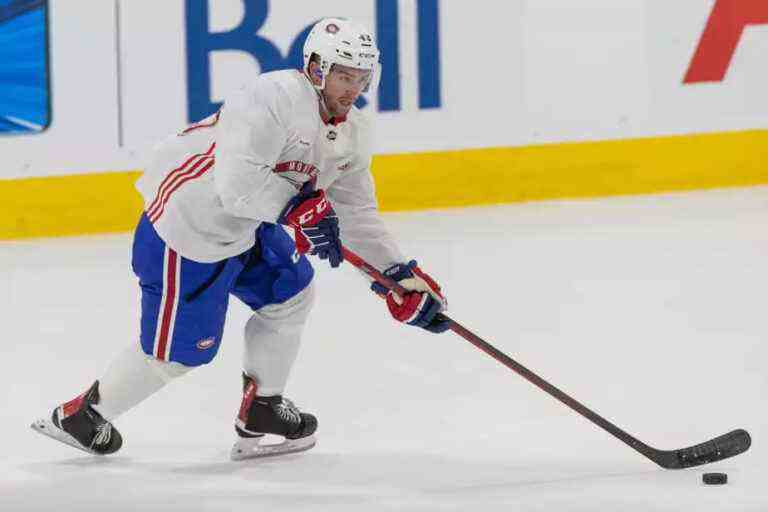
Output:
top-left (326, 23), bottom-right (340, 34)
top-left (196, 338), bottom-right (216, 350)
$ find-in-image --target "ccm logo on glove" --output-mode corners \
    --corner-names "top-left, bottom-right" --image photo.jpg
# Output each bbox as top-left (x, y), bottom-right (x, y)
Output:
top-left (293, 196), bottom-right (330, 225)
top-left (279, 183), bottom-right (343, 268)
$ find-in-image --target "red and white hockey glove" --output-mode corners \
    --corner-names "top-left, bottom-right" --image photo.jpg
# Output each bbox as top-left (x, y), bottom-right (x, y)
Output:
top-left (279, 184), bottom-right (343, 268)
top-left (371, 260), bottom-right (450, 333)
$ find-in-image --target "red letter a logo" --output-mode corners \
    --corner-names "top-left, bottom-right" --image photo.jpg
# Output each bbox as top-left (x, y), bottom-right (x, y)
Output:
top-left (684, 0), bottom-right (768, 83)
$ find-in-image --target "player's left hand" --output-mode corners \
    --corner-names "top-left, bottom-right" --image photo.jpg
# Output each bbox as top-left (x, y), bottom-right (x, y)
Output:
top-left (371, 260), bottom-right (450, 333)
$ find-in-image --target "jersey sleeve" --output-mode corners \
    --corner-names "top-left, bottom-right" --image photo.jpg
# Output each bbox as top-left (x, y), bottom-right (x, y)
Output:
top-left (327, 152), bottom-right (406, 273)
top-left (213, 79), bottom-right (298, 223)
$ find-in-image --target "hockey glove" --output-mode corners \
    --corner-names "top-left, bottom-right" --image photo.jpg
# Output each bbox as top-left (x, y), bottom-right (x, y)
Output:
top-left (279, 184), bottom-right (343, 268)
top-left (371, 260), bottom-right (450, 333)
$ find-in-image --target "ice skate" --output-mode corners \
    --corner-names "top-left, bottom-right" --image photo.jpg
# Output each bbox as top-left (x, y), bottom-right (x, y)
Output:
top-left (231, 374), bottom-right (317, 461)
top-left (30, 381), bottom-right (123, 456)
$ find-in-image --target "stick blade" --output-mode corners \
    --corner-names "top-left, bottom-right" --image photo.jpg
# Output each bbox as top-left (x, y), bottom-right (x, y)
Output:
top-left (654, 429), bottom-right (751, 469)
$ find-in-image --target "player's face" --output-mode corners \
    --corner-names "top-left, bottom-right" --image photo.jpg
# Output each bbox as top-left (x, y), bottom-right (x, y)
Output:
top-left (323, 64), bottom-right (371, 116)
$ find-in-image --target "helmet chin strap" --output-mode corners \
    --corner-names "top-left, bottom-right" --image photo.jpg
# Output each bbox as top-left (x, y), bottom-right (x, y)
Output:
top-left (304, 68), bottom-right (335, 117)
top-left (317, 84), bottom-right (346, 121)
top-left (317, 89), bottom-right (334, 118)
top-left (304, 68), bottom-right (348, 122)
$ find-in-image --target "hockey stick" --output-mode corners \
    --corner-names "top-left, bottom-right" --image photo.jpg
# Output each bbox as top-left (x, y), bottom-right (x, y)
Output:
top-left (341, 246), bottom-right (751, 469)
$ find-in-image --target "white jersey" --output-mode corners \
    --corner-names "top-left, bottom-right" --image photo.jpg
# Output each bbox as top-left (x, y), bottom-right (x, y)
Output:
top-left (135, 69), bottom-right (404, 270)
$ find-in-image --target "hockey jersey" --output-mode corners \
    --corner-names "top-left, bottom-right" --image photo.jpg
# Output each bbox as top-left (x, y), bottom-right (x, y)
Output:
top-left (135, 69), bottom-right (404, 270)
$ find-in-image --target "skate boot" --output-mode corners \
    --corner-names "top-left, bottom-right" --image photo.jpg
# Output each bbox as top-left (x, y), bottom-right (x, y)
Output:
top-left (31, 381), bottom-right (123, 455)
top-left (231, 373), bottom-right (317, 460)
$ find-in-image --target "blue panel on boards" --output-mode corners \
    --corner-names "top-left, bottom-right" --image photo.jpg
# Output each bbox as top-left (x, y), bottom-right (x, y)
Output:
top-left (0, 0), bottom-right (50, 135)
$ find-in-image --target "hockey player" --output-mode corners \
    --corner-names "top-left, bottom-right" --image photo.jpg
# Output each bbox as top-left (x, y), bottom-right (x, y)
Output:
top-left (32, 18), bottom-right (449, 459)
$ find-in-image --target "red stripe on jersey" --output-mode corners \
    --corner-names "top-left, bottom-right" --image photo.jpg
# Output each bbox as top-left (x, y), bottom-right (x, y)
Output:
top-left (181, 111), bottom-right (221, 135)
top-left (148, 158), bottom-right (215, 223)
top-left (147, 153), bottom-right (213, 221)
top-left (156, 249), bottom-right (179, 361)
top-left (147, 142), bottom-right (216, 217)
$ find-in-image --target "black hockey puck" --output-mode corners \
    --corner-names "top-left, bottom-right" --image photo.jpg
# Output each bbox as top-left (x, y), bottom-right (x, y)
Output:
top-left (702, 473), bottom-right (727, 485)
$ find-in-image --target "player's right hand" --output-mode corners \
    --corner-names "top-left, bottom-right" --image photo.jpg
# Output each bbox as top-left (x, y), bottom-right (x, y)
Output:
top-left (279, 184), bottom-right (343, 268)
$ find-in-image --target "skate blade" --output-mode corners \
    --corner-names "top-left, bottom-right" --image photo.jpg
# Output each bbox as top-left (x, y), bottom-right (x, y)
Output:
top-left (230, 434), bottom-right (316, 461)
top-left (30, 418), bottom-right (99, 456)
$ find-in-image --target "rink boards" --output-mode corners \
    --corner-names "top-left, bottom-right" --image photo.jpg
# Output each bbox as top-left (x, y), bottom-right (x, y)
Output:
top-left (2, 128), bottom-right (767, 239)
top-left (1, 1), bottom-right (767, 238)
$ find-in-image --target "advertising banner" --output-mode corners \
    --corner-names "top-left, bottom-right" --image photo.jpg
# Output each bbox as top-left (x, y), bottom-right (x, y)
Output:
top-left (0, 0), bottom-right (765, 179)
top-left (0, 1), bottom-right (766, 239)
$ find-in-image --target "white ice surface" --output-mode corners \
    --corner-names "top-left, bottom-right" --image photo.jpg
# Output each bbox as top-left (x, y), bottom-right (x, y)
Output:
top-left (2, 187), bottom-right (767, 511)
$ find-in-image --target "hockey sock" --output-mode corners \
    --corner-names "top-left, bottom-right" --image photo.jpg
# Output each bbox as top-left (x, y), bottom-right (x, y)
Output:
top-left (242, 283), bottom-right (315, 396)
top-left (91, 342), bottom-right (194, 420)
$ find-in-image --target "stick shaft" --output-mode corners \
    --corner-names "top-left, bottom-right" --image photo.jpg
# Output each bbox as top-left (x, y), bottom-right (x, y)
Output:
top-left (341, 246), bottom-right (657, 460)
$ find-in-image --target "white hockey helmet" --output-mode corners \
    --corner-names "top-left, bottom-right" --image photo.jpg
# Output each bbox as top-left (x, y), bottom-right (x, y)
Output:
top-left (302, 18), bottom-right (381, 93)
